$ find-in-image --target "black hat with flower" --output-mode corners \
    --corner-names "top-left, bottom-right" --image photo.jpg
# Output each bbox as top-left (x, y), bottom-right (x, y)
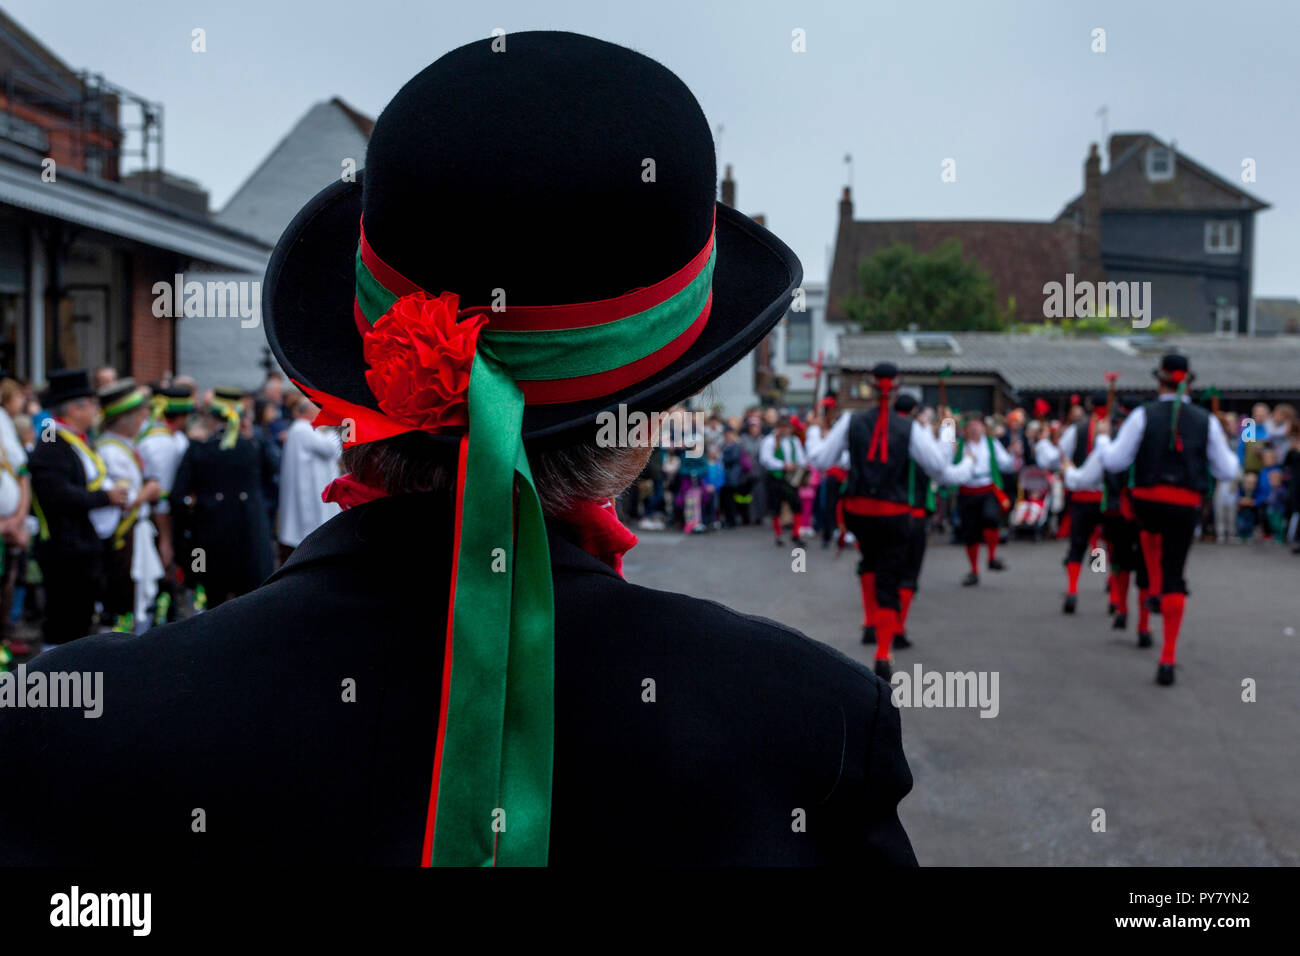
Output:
top-left (262, 32), bottom-right (802, 867)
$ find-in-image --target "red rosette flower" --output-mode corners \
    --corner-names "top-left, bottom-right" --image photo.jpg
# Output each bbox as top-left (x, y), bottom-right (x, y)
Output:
top-left (362, 290), bottom-right (487, 432)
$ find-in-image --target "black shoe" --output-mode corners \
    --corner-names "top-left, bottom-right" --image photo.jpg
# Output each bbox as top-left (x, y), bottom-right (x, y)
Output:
top-left (962, 572), bottom-right (980, 587)
top-left (1107, 602), bottom-right (1116, 616)
top-left (792, 536), bottom-right (805, 548)
top-left (1063, 593), bottom-right (1077, 614)
top-left (874, 659), bottom-right (893, 680)
top-left (893, 631), bottom-right (912, 650)
top-left (1146, 595), bottom-right (1162, 614)
top-left (774, 537), bottom-right (784, 546)
top-left (1112, 612), bottom-right (1127, 630)
top-left (987, 558), bottom-right (1006, 571)
top-left (1155, 663), bottom-right (1175, 686)
top-left (1137, 629), bottom-right (1153, 648)
top-left (861, 625), bottom-right (876, 645)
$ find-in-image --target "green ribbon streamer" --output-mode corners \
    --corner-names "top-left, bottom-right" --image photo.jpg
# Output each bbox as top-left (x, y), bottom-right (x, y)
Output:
top-left (354, 246), bottom-right (716, 382)
top-left (432, 347), bottom-right (554, 867)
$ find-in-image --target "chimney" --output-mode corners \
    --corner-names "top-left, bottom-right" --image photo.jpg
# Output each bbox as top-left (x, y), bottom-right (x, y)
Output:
top-left (839, 185), bottom-right (853, 222)
top-left (720, 164), bottom-right (735, 208)
top-left (751, 214), bottom-right (766, 227)
top-left (1080, 143), bottom-right (1103, 283)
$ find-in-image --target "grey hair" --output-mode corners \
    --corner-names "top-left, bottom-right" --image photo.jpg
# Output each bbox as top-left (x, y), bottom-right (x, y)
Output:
top-left (341, 432), bottom-right (650, 518)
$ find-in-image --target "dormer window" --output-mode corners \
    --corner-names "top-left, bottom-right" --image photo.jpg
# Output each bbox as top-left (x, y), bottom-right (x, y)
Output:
top-left (1145, 146), bottom-right (1174, 182)
top-left (1205, 220), bottom-right (1241, 254)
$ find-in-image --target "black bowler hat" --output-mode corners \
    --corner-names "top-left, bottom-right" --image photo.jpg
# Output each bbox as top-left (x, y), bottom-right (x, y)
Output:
top-left (893, 393), bottom-right (918, 413)
top-left (1089, 390), bottom-right (1108, 409)
top-left (1153, 353), bottom-right (1194, 384)
top-left (40, 368), bottom-right (95, 406)
top-left (871, 362), bottom-right (899, 380)
top-left (263, 31), bottom-right (801, 448)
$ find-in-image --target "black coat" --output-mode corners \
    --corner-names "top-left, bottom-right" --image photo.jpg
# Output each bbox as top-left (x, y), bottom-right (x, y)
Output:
top-left (27, 432), bottom-right (113, 558)
top-left (172, 429), bottom-right (276, 599)
top-left (0, 492), bottom-right (917, 866)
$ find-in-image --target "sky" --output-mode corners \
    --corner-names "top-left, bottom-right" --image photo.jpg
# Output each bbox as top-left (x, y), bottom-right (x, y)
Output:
top-left (9, 0), bottom-right (1299, 295)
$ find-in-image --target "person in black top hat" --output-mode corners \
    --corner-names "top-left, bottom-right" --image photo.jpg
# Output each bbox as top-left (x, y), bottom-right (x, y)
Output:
top-left (171, 387), bottom-right (275, 610)
top-left (806, 363), bottom-right (951, 679)
top-left (1100, 354), bottom-right (1239, 685)
top-left (0, 34), bottom-right (916, 866)
top-left (27, 369), bottom-right (130, 644)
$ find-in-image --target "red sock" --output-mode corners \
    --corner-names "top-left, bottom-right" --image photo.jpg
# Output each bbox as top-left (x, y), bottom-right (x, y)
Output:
top-left (1108, 573), bottom-right (1119, 606)
top-left (875, 607), bottom-right (900, 660)
top-left (1160, 593), bottom-right (1186, 665)
top-left (1066, 561), bottom-right (1082, 595)
top-left (859, 573), bottom-right (876, 627)
top-left (966, 545), bottom-right (980, 575)
top-left (983, 528), bottom-right (999, 562)
top-left (1137, 588), bottom-right (1151, 632)
top-left (899, 587), bottom-right (915, 626)
top-left (1139, 531), bottom-right (1163, 596)
top-left (772, 515), bottom-right (782, 538)
top-left (791, 515), bottom-right (802, 539)
top-left (1114, 571), bottom-right (1131, 614)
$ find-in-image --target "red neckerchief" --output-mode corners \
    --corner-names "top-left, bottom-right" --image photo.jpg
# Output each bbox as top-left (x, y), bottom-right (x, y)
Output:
top-left (53, 416), bottom-right (89, 442)
top-left (322, 475), bottom-right (638, 576)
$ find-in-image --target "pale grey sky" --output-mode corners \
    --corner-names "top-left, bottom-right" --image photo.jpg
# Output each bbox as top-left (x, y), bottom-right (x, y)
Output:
top-left (10, 0), bottom-right (1298, 294)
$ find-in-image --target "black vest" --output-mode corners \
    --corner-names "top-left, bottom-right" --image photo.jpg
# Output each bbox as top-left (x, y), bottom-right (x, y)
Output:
top-left (1133, 400), bottom-right (1211, 493)
top-left (1071, 420), bottom-right (1094, 467)
top-left (847, 409), bottom-right (912, 503)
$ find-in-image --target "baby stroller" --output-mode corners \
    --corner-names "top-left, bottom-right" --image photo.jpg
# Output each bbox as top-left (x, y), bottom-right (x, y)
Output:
top-left (1012, 467), bottom-right (1052, 540)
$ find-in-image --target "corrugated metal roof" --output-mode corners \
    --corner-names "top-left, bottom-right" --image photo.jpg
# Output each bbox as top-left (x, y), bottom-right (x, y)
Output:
top-left (835, 332), bottom-right (1300, 394)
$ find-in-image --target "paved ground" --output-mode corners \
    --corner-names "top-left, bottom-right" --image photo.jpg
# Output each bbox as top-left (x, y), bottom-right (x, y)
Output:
top-left (622, 523), bottom-right (1300, 865)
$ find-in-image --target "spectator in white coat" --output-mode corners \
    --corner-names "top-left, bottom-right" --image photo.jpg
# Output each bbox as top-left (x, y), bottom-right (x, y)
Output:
top-left (277, 399), bottom-right (342, 559)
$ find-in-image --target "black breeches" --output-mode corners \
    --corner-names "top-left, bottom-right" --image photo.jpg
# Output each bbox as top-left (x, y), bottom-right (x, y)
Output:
top-left (843, 511), bottom-right (910, 611)
top-left (957, 492), bottom-right (1000, 545)
top-left (1132, 499), bottom-right (1198, 596)
top-left (899, 513), bottom-right (928, 591)
top-left (1065, 500), bottom-right (1105, 564)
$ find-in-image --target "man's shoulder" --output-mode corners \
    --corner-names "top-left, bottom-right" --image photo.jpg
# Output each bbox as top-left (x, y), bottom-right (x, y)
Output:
top-left (553, 560), bottom-right (885, 705)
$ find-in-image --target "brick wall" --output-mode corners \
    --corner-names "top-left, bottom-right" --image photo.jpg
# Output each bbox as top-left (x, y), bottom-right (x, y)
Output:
top-left (129, 247), bottom-right (175, 382)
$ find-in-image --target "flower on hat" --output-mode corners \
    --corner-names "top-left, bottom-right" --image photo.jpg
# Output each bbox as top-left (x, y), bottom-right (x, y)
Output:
top-left (362, 290), bottom-right (487, 432)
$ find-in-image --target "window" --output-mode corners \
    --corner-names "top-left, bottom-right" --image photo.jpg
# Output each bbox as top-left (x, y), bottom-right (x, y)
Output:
top-left (1214, 305), bottom-right (1238, 337)
top-left (1205, 220), bottom-right (1241, 254)
top-left (1145, 146), bottom-right (1174, 182)
top-left (785, 309), bottom-right (812, 364)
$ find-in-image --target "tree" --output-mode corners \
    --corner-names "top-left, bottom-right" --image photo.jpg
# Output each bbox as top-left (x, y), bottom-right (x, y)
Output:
top-left (841, 239), bottom-right (1011, 332)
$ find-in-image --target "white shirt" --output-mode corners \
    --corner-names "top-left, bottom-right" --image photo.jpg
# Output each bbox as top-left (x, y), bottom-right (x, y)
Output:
top-left (0, 409), bottom-right (25, 517)
top-left (1033, 437), bottom-right (1062, 471)
top-left (278, 418), bottom-right (343, 547)
top-left (944, 434), bottom-right (1018, 487)
top-left (805, 412), bottom-right (952, 481)
top-left (137, 426), bottom-right (183, 515)
top-left (758, 432), bottom-right (807, 472)
top-left (1099, 393), bottom-right (1239, 481)
top-left (92, 431), bottom-right (145, 540)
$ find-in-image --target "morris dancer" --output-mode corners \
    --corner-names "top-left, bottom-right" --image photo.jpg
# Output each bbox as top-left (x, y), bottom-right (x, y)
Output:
top-left (948, 412), bottom-right (1017, 586)
top-left (1038, 390), bottom-right (1109, 614)
top-left (894, 394), bottom-right (947, 649)
top-left (758, 415), bottom-right (807, 546)
top-left (806, 363), bottom-right (950, 678)
top-left (1064, 397), bottom-right (1152, 646)
top-left (1099, 355), bottom-right (1239, 685)
top-left (93, 380), bottom-right (163, 632)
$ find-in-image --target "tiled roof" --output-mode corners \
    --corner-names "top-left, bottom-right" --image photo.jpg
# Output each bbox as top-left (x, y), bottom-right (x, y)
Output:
top-left (827, 219), bottom-right (1080, 324)
top-left (1058, 132), bottom-right (1268, 217)
top-left (834, 332), bottom-right (1300, 395)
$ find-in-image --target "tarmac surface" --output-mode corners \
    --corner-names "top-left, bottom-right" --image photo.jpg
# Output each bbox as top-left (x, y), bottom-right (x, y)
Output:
top-left (622, 522), bottom-right (1300, 865)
